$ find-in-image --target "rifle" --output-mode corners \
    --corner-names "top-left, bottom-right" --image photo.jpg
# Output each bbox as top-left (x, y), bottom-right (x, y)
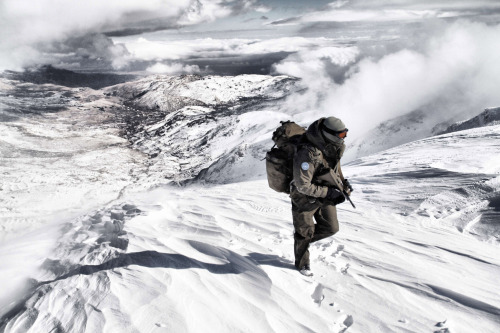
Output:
top-left (342, 189), bottom-right (356, 209)
top-left (317, 163), bottom-right (356, 209)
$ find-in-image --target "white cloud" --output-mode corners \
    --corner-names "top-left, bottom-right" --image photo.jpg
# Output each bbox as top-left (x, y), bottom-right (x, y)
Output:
top-left (254, 5), bottom-right (272, 13)
top-left (270, 0), bottom-right (500, 26)
top-left (178, 0), bottom-right (232, 25)
top-left (1, 0), bottom-right (190, 46)
top-left (146, 62), bottom-right (201, 74)
top-left (343, 0), bottom-right (500, 11)
top-left (0, 0), bottom-right (191, 70)
top-left (277, 20), bottom-right (500, 139)
top-left (111, 35), bottom-right (364, 73)
top-left (0, 0), bottom-right (261, 71)
top-left (328, 1), bottom-right (350, 9)
top-left (273, 46), bottom-right (358, 81)
top-left (302, 8), bottom-right (463, 23)
top-left (271, 46), bottom-right (359, 118)
top-left (117, 36), bottom-right (348, 63)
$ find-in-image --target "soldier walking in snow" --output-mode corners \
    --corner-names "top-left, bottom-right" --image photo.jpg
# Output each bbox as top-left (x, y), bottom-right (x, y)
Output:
top-left (290, 117), bottom-right (352, 276)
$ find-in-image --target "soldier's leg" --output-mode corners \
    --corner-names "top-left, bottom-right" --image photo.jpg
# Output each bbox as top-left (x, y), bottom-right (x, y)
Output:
top-left (290, 187), bottom-right (322, 269)
top-left (311, 204), bottom-right (339, 243)
top-left (292, 207), bottom-right (316, 269)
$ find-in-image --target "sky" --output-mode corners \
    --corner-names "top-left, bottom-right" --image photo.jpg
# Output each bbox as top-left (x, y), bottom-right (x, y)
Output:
top-left (2, 0), bottom-right (500, 72)
top-left (1, 0), bottom-right (500, 135)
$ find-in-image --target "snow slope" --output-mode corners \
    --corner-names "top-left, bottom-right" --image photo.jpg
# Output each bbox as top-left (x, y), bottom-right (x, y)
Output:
top-left (1, 73), bottom-right (499, 332)
top-left (348, 124), bottom-right (500, 243)
top-left (0, 73), bottom-right (299, 327)
top-left (0, 78), bottom-right (145, 239)
top-left (2, 125), bottom-right (500, 332)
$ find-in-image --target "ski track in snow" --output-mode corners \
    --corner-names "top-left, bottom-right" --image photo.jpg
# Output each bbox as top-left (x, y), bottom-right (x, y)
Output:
top-left (1, 74), bottom-right (500, 332)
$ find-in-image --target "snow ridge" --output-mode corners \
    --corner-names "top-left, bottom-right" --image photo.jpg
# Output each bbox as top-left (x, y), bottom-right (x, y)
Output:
top-left (439, 107), bottom-right (500, 134)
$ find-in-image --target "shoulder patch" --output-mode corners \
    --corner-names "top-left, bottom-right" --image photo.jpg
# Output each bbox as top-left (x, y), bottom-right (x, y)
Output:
top-left (301, 162), bottom-right (310, 171)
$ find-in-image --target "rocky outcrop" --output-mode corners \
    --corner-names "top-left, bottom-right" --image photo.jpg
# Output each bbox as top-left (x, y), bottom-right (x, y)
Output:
top-left (438, 107), bottom-right (500, 134)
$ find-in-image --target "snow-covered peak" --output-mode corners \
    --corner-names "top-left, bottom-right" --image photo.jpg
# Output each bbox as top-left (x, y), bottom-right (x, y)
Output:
top-left (101, 74), bottom-right (300, 187)
top-left (107, 74), bottom-right (298, 112)
top-left (439, 106), bottom-right (500, 134)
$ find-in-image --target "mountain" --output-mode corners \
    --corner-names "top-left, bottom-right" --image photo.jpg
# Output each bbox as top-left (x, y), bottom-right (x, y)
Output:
top-left (343, 103), bottom-right (499, 161)
top-left (1, 72), bottom-right (499, 332)
top-left (438, 107), bottom-right (500, 135)
top-left (105, 74), bottom-right (300, 185)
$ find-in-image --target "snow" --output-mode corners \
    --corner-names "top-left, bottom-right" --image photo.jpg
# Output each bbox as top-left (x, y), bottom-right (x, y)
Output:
top-left (1, 74), bottom-right (499, 332)
top-left (3, 177), bottom-right (499, 332)
top-left (0, 82), bottom-right (145, 240)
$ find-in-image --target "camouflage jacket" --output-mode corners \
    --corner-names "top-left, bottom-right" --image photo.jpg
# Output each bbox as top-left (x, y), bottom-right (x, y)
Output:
top-left (292, 118), bottom-right (346, 198)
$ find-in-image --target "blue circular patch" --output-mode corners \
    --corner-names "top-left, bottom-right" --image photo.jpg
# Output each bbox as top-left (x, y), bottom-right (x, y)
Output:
top-left (301, 162), bottom-right (310, 171)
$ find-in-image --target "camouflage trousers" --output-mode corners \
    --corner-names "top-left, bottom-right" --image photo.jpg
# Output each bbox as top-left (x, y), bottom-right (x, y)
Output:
top-left (290, 188), bottom-right (339, 269)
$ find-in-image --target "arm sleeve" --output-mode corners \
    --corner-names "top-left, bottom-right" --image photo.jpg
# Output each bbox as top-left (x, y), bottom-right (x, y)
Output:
top-left (292, 148), bottom-right (329, 198)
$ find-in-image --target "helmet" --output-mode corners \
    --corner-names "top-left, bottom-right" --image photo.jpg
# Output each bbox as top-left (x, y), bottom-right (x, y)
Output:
top-left (321, 117), bottom-right (348, 142)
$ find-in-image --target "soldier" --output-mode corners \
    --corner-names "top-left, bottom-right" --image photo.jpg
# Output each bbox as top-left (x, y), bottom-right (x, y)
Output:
top-left (290, 116), bottom-right (352, 276)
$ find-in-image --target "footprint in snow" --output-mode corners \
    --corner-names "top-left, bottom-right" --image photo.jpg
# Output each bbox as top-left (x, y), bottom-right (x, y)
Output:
top-left (85, 203), bottom-right (142, 250)
top-left (331, 314), bottom-right (354, 333)
top-left (39, 203), bottom-right (143, 279)
top-left (434, 319), bottom-right (450, 333)
top-left (311, 283), bottom-right (325, 306)
top-left (332, 244), bottom-right (345, 258)
top-left (340, 315), bottom-right (354, 332)
top-left (340, 263), bottom-right (350, 275)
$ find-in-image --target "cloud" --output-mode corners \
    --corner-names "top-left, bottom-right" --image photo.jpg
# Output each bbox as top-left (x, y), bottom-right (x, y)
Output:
top-left (146, 62), bottom-right (201, 74)
top-left (104, 35), bottom-right (347, 74)
top-left (177, 0), bottom-right (232, 25)
top-left (114, 35), bottom-right (346, 70)
top-left (1, 0), bottom-right (190, 46)
top-left (272, 20), bottom-right (500, 140)
top-left (302, 9), bottom-right (462, 23)
top-left (273, 46), bottom-right (358, 80)
top-left (0, 0), bottom-right (263, 71)
top-left (345, 0), bottom-right (500, 11)
top-left (271, 46), bottom-right (359, 117)
top-left (268, 0), bottom-right (500, 27)
top-left (0, 0), bottom-right (189, 70)
top-left (254, 4), bottom-right (272, 13)
top-left (268, 16), bottom-right (303, 26)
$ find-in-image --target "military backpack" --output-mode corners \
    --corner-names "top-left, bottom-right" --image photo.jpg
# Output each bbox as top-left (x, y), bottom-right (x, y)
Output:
top-left (265, 121), bottom-right (306, 193)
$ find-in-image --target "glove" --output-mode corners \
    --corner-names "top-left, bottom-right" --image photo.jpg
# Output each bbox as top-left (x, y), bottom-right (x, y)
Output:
top-left (325, 187), bottom-right (345, 205)
top-left (343, 179), bottom-right (354, 193)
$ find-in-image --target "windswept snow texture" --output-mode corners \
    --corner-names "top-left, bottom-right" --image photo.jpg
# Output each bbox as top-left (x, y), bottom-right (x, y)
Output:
top-left (1, 73), bottom-right (500, 333)
top-left (348, 124), bottom-right (500, 243)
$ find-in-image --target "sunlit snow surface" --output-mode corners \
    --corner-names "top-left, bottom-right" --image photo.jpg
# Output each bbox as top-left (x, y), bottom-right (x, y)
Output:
top-left (0, 75), bottom-right (499, 332)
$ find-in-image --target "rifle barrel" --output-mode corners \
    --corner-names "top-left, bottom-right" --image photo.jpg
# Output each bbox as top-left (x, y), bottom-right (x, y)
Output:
top-left (343, 191), bottom-right (356, 209)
